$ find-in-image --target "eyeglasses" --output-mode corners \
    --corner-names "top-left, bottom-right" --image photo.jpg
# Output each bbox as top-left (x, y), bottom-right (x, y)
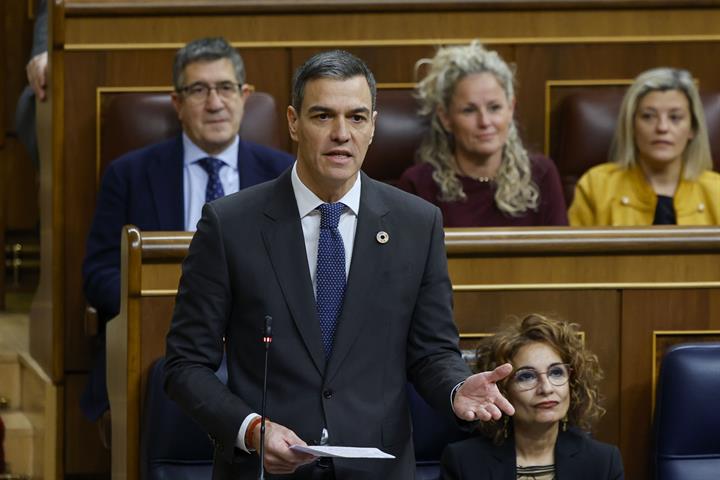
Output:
top-left (178, 82), bottom-right (242, 103)
top-left (510, 364), bottom-right (572, 391)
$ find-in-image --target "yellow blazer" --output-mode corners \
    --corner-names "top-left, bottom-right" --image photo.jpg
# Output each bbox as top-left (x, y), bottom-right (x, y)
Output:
top-left (569, 163), bottom-right (720, 226)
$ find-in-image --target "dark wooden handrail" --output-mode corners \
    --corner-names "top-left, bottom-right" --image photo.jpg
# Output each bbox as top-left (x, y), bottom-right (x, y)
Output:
top-left (63, 0), bottom-right (720, 16)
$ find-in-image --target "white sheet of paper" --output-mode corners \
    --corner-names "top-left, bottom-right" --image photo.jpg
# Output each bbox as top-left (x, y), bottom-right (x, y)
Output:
top-left (290, 445), bottom-right (395, 459)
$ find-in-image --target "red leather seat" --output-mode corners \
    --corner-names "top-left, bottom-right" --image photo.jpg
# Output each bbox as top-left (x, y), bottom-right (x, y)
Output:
top-left (98, 91), bottom-right (282, 176)
top-left (552, 89), bottom-right (720, 204)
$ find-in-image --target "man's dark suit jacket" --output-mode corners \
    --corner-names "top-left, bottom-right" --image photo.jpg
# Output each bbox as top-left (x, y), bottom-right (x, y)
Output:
top-left (164, 169), bottom-right (472, 479)
top-left (441, 427), bottom-right (625, 479)
top-left (80, 135), bottom-right (292, 420)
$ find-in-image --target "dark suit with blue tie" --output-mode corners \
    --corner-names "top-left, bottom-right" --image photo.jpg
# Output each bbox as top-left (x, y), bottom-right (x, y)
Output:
top-left (164, 169), bottom-right (472, 479)
top-left (80, 135), bottom-right (292, 420)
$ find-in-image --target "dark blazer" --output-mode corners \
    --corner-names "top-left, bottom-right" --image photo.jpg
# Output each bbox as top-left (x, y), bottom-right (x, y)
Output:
top-left (164, 170), bottom-right (472, 479)
top-left (83, 135), bottom-right (293, 324)
top-left (441, 427), bottom-right (624, 480)
top-left (79, 135), bottom-right (292, 421)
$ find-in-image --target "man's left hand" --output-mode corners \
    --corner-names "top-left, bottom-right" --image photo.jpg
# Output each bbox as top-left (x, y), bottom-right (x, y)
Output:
top-left (453, 363), bottom-right (515, 421)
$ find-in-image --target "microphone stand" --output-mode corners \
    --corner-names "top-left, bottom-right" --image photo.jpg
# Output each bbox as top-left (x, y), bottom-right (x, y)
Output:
top-left (259, 315), bottom-right (273, 480)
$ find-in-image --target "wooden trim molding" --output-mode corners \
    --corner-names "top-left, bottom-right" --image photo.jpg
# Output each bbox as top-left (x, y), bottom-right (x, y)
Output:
top-left (63, 35), bottom-right (720, 52)
top-left (453, 282), bottom-right (720, 291)
top-left (444, 226), bottom-right (720, 255)
top-left (62, 0), bottom-right (720, 16)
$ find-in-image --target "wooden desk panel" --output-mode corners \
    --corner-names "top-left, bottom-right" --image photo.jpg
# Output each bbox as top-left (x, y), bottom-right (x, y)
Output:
top-left (105, 226), bottom-right (720, 480)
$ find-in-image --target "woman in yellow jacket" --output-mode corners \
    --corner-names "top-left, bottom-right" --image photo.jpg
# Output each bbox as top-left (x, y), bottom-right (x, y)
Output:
top-left (569, 68), bottom-right (720, 226)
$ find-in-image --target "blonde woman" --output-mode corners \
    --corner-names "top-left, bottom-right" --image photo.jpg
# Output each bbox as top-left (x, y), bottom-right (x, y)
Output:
top-left (569, 68), bottom-right (720, 225)
top-left (397, 42), bottom-right (567, 227)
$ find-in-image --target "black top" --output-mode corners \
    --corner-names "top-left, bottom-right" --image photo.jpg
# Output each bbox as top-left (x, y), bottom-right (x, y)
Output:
top-left (441, 427), bottom-right (624, 479)
top-left (653, 195), bottom-right (676, 225)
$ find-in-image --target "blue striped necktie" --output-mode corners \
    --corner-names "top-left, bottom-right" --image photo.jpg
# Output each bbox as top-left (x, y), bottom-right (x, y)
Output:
top-left (316, 203), bottom-right (347, 359)
top-left (197, 157), bottom-right (225, 202)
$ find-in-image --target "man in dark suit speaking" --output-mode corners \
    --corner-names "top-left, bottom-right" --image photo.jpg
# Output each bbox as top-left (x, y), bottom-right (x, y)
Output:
top-left (164, 50), bottom-right (514, 479)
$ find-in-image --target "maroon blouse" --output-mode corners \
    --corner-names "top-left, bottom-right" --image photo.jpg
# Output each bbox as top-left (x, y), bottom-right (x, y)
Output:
top-left (396, 154), bottom-right (568, 227)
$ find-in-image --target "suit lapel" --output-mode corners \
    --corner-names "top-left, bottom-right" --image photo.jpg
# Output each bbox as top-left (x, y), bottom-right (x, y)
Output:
top-left (261, 171), bottom-right (326, 375)
top-left (495, 438), bottom-right (517, 479)
top-left (326, 174), bottom-right (389, 383)
top-left (236, 139), bottom-right (254, 188)
top-left (554, 428), bottom-right (584, 479)
top-left (147, 136), bottom-right (184, 229)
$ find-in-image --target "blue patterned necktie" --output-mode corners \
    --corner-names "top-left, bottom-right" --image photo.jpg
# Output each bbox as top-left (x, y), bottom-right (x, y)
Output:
top-left (197, 157), bottom-right (225, 202)
top-left (316, 203), bottom-right (347, 359)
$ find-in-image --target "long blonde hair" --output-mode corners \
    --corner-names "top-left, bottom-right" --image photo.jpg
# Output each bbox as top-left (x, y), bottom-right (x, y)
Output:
top-left (610, 67), bottom-right (713, 180)
top-left (415, 41), bottom-right (538, 216)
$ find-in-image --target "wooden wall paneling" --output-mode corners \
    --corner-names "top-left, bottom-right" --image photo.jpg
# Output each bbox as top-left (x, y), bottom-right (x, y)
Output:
top-left (0, 0), bottom-right (5, 308)
top-left (239, 48), bottom-right (293, 152)
top-left (61, 8), bottom-right (720, 46)
top-left (452, 289), bottom-right (621, 446)
top-left (3, 0), bottom-right (35, 131)
top-left (620, 288), bottom-right (720, 480)
top-left (29, 0), bottom-right (64, 382)
top-left (63, 51), bottom-right (111, 372)
top-left (1, 0), bottom-right (6, 145)
top-left (517, 42), bottom-right (720, 157)
top-left (2, 0), bottom-right (37, 308)
top-left (3, 139), bottom-right (40, 231)
top-left (63, 50), bottom-right (176, 372)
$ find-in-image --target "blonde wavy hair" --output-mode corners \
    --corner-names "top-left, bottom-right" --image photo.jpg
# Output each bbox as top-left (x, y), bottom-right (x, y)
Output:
top-left (610, 67), bottom-right (713, 180)
top-left (475, 314), bottom-right (606, 445)
top-left (415, 41), bottom-right (538, 216)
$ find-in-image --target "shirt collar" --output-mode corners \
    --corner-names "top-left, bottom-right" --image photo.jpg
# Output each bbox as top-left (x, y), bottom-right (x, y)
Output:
top-left (182, 132), bottom-right (239, 169)
top-left (290, 162), bottom-right (361, 218)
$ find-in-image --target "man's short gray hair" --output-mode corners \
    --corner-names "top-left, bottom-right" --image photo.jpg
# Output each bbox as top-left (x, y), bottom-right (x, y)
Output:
top-left (173, 37), bottom-right (245, 91)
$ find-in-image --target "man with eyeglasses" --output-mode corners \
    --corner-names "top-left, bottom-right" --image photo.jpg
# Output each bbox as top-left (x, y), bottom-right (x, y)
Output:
top-left (80, 37), bottom-right (293, 434)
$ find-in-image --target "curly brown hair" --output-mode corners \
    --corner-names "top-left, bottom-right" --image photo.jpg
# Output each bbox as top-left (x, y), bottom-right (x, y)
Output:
top-left (475, 313), bottom-right (606, 445)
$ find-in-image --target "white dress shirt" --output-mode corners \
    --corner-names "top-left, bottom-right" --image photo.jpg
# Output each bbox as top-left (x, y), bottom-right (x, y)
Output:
top-left (235, 162), bottom-right (361, 452)
top-left (182, 133), bottom-right (240, 231)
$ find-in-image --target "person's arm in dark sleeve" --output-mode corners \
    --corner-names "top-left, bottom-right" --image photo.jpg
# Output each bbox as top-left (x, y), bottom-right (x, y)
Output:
top-left (82, 163), bottom-right (127, 321)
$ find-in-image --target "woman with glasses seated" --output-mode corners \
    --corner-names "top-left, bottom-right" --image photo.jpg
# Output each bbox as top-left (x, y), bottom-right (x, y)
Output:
top-left (442, 314), bottom-right (624, 479)
top-left (569, 68), bottom-right (720, 225)
top-left (397, 41), bottom-right (568, 227)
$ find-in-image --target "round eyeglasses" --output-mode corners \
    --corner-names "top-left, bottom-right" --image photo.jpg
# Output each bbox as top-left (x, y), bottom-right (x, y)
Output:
top-left (510, 364), bottom-right (572, 391)
top-left (178, 82), bottom-right (242, 104)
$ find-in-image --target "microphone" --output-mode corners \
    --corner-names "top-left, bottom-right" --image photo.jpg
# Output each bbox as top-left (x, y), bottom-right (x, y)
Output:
top-left (258, 315), bottom-right (273, 480)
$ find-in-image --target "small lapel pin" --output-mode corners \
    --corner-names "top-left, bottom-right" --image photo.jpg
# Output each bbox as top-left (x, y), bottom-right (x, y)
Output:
top-left (376, 231), bottom-right (389, 244)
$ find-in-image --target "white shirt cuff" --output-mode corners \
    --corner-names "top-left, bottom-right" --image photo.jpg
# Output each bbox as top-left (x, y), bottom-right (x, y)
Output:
top-left (236, 413), bottom-right (261, 453)
top-left (450, 381), bottom-right (465, 418)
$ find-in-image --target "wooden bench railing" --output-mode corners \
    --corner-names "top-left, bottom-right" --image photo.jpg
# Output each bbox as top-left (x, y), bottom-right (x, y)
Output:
top-left (108, 224), bottom-right (720, 480)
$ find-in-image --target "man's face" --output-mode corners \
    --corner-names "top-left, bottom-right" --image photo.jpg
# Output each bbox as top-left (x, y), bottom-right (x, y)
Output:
top-left (287, 76), bottom-right (377, 202)
top-left (172, 58), bottom-right (250, 155)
